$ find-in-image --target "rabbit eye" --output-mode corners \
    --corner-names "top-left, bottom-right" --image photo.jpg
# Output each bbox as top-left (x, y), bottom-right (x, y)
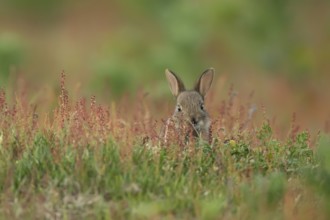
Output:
top-left (177, 105), bottom-right (182, 112)
top-left (200, 104), bottom-right (205, 111)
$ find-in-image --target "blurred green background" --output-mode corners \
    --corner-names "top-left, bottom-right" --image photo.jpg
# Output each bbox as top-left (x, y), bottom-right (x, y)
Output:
top-left (0, 0), bottom-right (329, 126)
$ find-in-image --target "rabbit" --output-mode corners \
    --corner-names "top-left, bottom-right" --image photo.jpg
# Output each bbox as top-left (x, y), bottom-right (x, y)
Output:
top-left (163, 68), bottom-right (214, 144)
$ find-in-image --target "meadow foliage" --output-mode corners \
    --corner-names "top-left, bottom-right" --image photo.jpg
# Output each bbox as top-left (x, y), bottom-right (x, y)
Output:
top-left (0, 72), bottom-right (328, 219)
top-left (0, 1), bottom-right (329, 219)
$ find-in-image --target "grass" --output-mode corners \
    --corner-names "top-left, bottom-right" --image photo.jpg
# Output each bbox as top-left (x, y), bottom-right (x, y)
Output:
top-left (0, 72), bottom-right (328, 219)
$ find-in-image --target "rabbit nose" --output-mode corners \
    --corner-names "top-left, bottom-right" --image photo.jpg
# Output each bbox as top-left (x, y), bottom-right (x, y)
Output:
top-left (191, 117), bottom-right (197, 125)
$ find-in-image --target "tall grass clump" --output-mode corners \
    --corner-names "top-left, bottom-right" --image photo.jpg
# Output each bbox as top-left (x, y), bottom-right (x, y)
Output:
top-left (0, 73), bottom-right (326, 219)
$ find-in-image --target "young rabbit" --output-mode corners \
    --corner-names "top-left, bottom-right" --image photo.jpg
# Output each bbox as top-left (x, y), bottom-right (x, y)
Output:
top-left (163, 68), bottom-right (214, 144)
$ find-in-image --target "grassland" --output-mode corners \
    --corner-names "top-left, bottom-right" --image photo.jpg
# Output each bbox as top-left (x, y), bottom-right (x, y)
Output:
top-left (0, 72), bottom-right (329, 220)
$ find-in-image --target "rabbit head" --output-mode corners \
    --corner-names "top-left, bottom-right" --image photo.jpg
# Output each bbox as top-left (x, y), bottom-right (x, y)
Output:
top-left (165, 68), bottom-right (214, 142)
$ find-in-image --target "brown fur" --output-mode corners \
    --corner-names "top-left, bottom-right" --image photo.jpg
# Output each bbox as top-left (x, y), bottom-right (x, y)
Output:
top-left (164, 68), bottom-right (214, 144)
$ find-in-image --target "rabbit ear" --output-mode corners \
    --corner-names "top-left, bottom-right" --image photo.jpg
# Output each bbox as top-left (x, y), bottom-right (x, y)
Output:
top-left (195, 68), bottom-right (214, 97)
top-left (165, 69), bottom-right (186, 96)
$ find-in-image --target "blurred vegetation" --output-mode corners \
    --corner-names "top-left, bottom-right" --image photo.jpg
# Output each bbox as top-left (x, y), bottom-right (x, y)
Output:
top-left (0, 0), bottom-right (329, 96)
top-left (2, 0), bottom-right (66, 22)
top-left (0, 1), bottom-right (329, 217)
top-left (0, 33), bottom-right (24, 87)
top-left (307, 135), bottom-right (330, 210)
